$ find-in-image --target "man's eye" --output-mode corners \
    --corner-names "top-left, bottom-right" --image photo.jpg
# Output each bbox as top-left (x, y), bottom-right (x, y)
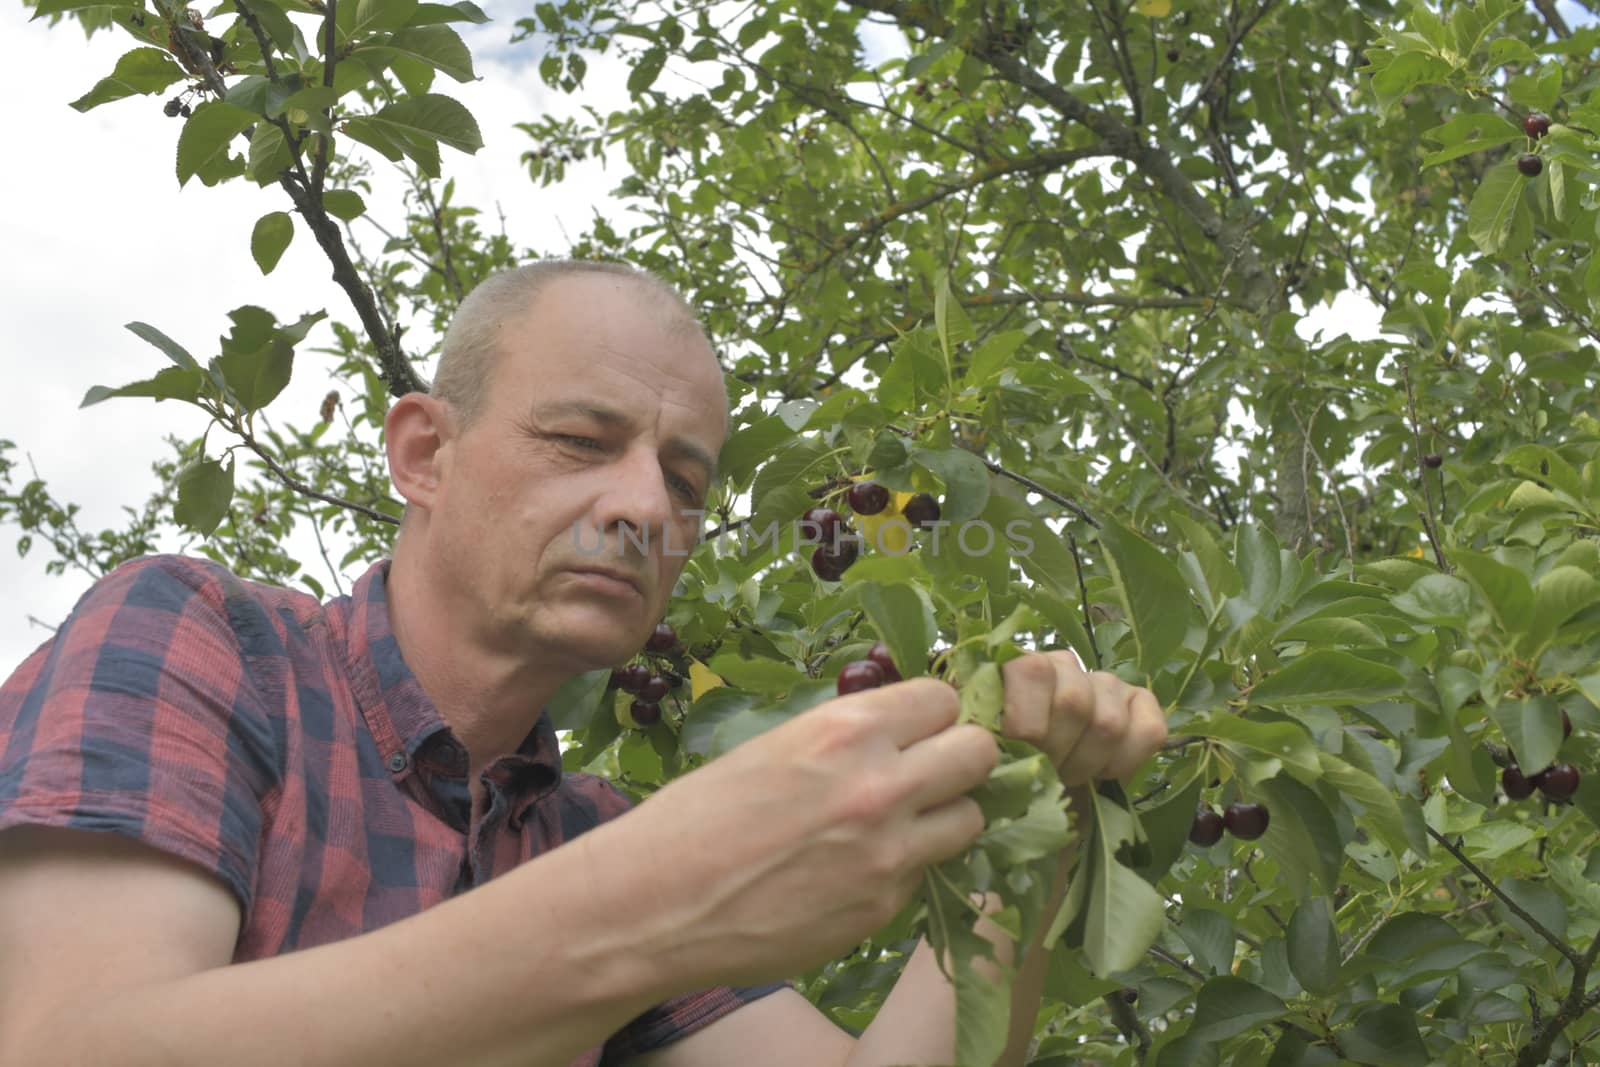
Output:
top-left (558, 435), bottom-right (603, 450)
top-left (669, 474), bottom-right (700, 500)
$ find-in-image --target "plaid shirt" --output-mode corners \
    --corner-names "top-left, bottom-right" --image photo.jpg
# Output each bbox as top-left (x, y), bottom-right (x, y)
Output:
top-left (0, 555), bottom-right (784, 1065)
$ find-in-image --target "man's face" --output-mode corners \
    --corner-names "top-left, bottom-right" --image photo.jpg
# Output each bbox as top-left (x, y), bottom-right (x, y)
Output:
top-left (427, 274), bottom-right (728, 669)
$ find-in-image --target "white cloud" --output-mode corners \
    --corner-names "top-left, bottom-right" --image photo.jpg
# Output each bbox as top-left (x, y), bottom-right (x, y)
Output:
top-left (0, 2), bottom-right (635, 673)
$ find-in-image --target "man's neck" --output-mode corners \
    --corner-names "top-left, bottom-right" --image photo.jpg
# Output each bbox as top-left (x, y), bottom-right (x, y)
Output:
top-left (385, 543), bottom-right (571, 775)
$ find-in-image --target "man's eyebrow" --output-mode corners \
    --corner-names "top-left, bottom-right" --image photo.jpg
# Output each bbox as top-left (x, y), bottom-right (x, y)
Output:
top-left (535, 401), bottom-right (719, 482)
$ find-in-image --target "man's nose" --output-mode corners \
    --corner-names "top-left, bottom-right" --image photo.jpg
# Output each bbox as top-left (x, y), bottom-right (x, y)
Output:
top-left (594, 445), bottom-right (674, 549)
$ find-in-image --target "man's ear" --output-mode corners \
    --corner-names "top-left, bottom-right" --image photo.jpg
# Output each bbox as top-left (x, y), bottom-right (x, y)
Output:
top-left (385, 392), bottom-right (454, 511)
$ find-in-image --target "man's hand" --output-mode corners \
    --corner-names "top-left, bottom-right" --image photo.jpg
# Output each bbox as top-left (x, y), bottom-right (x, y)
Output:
top-left (606, 677), bottom-right (1000, 991)
top-left (996, 652), bottom-right (1168, 786)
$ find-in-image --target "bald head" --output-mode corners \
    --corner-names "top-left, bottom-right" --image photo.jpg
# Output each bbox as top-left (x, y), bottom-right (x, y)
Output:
top-left (430, 259), bottom-right (724, 425)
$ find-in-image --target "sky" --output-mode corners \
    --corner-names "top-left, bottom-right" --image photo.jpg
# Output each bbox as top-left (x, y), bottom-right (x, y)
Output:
top-left (0, 2), bottom-right (651, 674)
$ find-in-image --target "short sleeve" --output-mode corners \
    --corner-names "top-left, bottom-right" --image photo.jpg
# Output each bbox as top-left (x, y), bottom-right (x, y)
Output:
top-left (0, 555), bottom-right (282, 919)
top-left (561, 777), bottom-right (791, 1065)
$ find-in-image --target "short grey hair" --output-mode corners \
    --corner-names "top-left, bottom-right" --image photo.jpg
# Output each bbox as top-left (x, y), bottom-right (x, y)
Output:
top-left (430, 259), bottom-right (714, 424)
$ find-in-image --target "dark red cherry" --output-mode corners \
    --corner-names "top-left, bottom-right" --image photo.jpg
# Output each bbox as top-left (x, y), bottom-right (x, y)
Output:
top-left (865, 642), bottom-right (902, 682)
top-left (837, 660), bottom-right (886, 695)
top-left (1223, 802), bottom-right (1270, 840)
top-left (1189, 806), bottom-right (1225, 846)
top-left (847, 481), bottom-right (890, 515)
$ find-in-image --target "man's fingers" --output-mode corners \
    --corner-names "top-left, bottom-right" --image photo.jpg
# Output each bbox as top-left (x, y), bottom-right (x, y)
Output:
top-left (1002, 651), bottom-right (1096, 766)
top-left (828, 677), bottom-right (961, 750)
top-left (898, 722), bottom-right (1000, 813)
top-left (904, 795), bottom-right (987, 869)
top-left (1056, 673), bottom-right (1136, 785)
top-left (1104, 686), bottom-right (1168, 780)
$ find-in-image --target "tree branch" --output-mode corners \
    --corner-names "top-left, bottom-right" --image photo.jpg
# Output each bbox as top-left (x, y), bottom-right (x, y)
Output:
top-left (840, 0), bottom-right (1276, 312)
top-left (1531, 0), bottom-right (1572, 39)
top-left (1427, 827), bottom-right (1581, 968)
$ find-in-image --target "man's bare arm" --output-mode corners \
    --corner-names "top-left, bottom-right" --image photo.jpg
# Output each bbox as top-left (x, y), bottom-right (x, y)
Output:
top-left (0, 822), bottom-right (670, 1067)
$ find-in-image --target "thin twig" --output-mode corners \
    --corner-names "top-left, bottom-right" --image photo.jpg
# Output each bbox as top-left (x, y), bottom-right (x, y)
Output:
top-left (1068, 531), bottom-right (1103, 668)
top-left (1402, 366), bottom-right (1450, 572)
top-left (237, 428), bottom-right (400, 527)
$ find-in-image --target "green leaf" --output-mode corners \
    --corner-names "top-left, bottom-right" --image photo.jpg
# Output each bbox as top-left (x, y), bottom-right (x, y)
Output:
top-left (80, 366), bottom-right (205, 408)
top-left (174, 457), bottom-right (235, 536)
top-left (251, 212), bottom-right (294, 275)
top-left (1249, 651), bottom-right (1405, 706)
top-left (958, 660), bottom-right (1004, 730)
top-left (322, 189), bottom-right (367, 221)
top-left (1467, 161), bottom-right (1525, 255)
top-left (343, 93), bottom-right (482, 178)
top-left (176, 100), bottom-right (256, 188)
top-left (704, 653), bottom-right (805, 694)
top-left (856, 581), bottom-right (933, 682)
top-left (363, 25), bottom-right (476, 82)
top-left (708, 681), bottom-right (834, 756)
top-left (547, 668), bottom-right (610, 732)
top-left (1418, 113), bottom-right (1521, 167)
top-left (1392, 573), bottom-right (1472, 628)
top-left (910, 446), bottom-right (990, 523)
top-left (125, 321), bottom-right (198, 369)
top-left (32, 0), bottom-right (137, 16)
top-left (1499, 443), bottom-right (1586, 501)
top-left (353, 0), bottom-right (417, 34)
top-left (1132, 768), bottom-right (1203, 884)
top-left (1529, 565), bottom-right (1600, 651)
top-left (1286, 896), bottom-right (1340, 994)
top-left (1190, 714), bottom-right (1322, 779)
top-left (1493, 694), bottom-right (1564, 776)
top-left (718, 414), bottom-right (794, 489)
top-left (1317, 751), bottom-right (1419, 859)
top-left (962, 328), bottom-right (1028, 388)
top-left (1453, 549), bottom-right (1534, 635)
top-left (1099, 519), bottom-right (1189, 678)
top-left (411, 0), bottom-right (490, 25)
top-left (989, 497), bottom-right (1078, 600)
top-left (247, 123), bottom-right (293, 185)
top-left (1340, 1003), bottom-right (1431, 1067)
top-left (1256, 775), bottom-right (1343, 896)
top-left (679, 688), bottom-right (758, 756)
top-left (1186, 976), bottom-right (1287, 1042)
top-left (628, 47), bottom-right (667, 93)
top-left (69, 47), bottom-right (186, 112)
top-left (225, 74), bottom-right (300, 119)
top-left (1175, 907), bottom-right (1235, 976)
top-left (1172, 513), bottom-right (1241, 607)
top-left (1081, 792), bottom-right (1167, 976)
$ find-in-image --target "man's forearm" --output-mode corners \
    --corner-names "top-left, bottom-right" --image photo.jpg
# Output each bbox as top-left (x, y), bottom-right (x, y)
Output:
top-left (4, 827), bottom-right (675, 1067)
top-left (845, 850), bottom-right (1073, 1067)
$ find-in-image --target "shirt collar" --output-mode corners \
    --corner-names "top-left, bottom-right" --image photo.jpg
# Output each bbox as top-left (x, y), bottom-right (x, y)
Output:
top-left (342, 560), bottom-right (563, 815)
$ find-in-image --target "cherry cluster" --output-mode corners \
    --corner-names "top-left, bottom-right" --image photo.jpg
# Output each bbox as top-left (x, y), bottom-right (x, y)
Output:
top-left (1189, 801), bottom-right (1269, 845)
top-left (803, 480), bottom-right (942, 582)
top-left (836, 642), bottom-right (902, 695)
top-left (1519, 111), bottom-right (1552, 177)
top-left (611, 623), bottom-right (682, 726)
top-left (1501, 711), bottom-right (1582, 803)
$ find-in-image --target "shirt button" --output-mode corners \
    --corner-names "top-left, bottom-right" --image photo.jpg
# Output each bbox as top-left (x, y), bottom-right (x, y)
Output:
top-left (387, 752), bottom-right (409, 773)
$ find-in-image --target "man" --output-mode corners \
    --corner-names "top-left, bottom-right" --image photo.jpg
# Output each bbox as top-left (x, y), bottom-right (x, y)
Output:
top-left (0, 261), bottom-right (1166, 1066)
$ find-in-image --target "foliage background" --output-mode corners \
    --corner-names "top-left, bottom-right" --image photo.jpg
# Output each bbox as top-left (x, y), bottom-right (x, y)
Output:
top-left (8, 0), bottom-right (1600, 1064)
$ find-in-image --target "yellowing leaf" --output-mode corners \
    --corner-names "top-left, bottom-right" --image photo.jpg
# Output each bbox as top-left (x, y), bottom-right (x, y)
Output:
top-left (1135, 0), bottom-right (1171, 16)
top-left (857, 490), bottom-right (916, 556)
top-left (689, 659), bottom-right (726, 700)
